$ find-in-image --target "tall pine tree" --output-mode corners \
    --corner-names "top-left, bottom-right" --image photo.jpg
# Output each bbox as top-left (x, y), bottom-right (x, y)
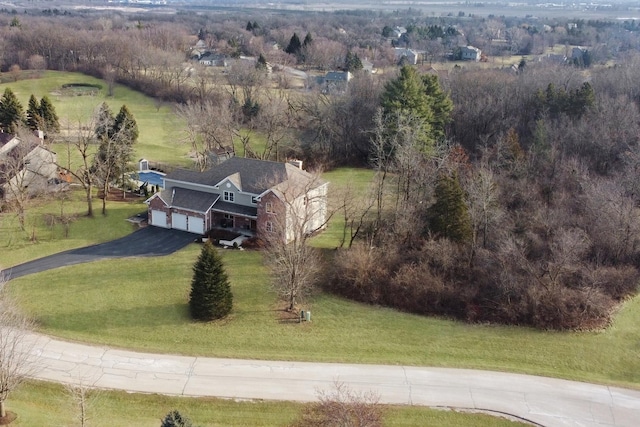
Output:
top-left (380, 66), bottom-right (453, 152)
top-left (39, 95), bottom-right (60, 134)
top-left (26, 95), bottom-right (42, 131)
top-left (380, 66), bottom-right (434, 151)
top-left (113, 105), bottom-right (139, 146)
top-left (0, 88), bottom-right (25, 133)
top-left (344, 51), bottom-right (363, 72)
top-left (421, 74), bottom-right (453, 141)
top-left (189, 241), bottom-right (233, 321)
top-left (428, 173), bottom-right (472, 243)
top-left (285, 33), bottom-right (302, 56)
top-left (94, 102), bottom-right (114, 142)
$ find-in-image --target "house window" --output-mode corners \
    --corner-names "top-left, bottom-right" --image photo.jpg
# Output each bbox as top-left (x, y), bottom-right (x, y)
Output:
top-left (224, 191), bottom-right (234, 202)
top-left (251, 196), bottom-right (258, 204)
top-left (266, 202), bottom-right (274, 213)
top-left (266, 221), bottom-right (273, 232)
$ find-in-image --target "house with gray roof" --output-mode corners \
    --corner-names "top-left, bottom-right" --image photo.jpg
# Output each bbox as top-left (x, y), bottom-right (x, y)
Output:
top-left (316, 71), bottom-right (352, 93)
top-left (145, 157), bottom-right (328, 243)
top-left (0, 133), bottom-right (59, 201)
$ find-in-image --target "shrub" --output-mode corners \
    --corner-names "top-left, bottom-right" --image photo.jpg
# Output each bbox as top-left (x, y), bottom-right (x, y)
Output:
top-left (160, 410), bottom-right (192, 427)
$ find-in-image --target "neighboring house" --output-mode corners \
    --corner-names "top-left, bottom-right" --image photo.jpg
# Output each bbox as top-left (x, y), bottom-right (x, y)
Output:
top-left (392, 26), bottom-right (407, 39)
top-left (146, 157), bottom-right (328, 243)
top-left (542, 53), bottom-right (567, 64)
top-left (361, 58), bottom-right (376, 74)
top-left (394, 48), bottom-right (419, 65)
top-left (0, 133), bottom-right (58, 200)
top-left (461, 45), bottom-right (482, 61)
top-left (198, 52), bottom-right (228, 67)
top-left (209, 145), bottom-right (235, 166)
top-left (317, 71), bottom-right (352, 93)
top-left (572, 46), bottom-right (588, 60)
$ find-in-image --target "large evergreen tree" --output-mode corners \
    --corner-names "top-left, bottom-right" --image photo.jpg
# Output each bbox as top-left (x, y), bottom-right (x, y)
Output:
top-left (344, 51), bottom-right (363, 72)
top-left (26, 95), bottom-right (42, 131)
top-left (39, 95), bottom-right (60, 133)
top-left (380, 66), bottom-right (453, 152)
top-left (303, 32), bottom-right (313, 47)
top-left (0, 88), bottom-right (25, 133)
top-left (94, 102), bottom-right (114, 142)
top-left (189, 241), bottom-right (233, 321)
top-left (427, 173), bottom-right (472, 243)
top-left (421, 74), bottom-right (453, 141)
top-left (285, 32), bottom-right (302, 56)
top-left (113, 105), bottom-right (139, 145)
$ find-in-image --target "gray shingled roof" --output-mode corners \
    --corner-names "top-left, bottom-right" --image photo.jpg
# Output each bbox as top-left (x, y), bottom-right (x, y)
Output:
top-left (212, 200), bottom-right (258, 218)
top-left (169, 188), bottom-right (220, 213)
top-left (165, 157), bottom-right (319, 195)
top-left (0, 133), bottom-right (16, 146)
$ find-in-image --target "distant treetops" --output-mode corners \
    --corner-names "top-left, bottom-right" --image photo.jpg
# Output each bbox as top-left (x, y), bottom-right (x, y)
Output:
top-left (0, 87), bottom-right (59, 136)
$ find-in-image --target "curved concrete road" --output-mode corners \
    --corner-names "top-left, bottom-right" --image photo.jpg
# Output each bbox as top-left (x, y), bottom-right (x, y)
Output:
top-left (21, 332), bottom-right (640, 427)
top-left (1, 227), bottom-right (196, 280)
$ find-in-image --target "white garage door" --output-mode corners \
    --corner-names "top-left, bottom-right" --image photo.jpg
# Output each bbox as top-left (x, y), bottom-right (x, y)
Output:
top-left (150, 210), bottom-right (168, 228)
top-left (188, 216), bottom-right (205, 234)
top-left (172, 213), bottom-right (188, 231)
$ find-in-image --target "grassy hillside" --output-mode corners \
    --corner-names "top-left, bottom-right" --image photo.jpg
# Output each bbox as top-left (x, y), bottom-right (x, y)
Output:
top-left (0, 71), bottom-right (190, 167)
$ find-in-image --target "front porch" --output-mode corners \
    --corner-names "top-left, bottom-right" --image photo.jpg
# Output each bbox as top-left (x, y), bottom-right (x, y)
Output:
top-left (209, 202), bottom-right (257, 237)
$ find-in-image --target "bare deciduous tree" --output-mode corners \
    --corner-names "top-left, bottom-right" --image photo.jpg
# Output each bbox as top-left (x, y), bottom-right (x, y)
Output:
top-left (66, 377), bottom-right (100, 427)
top-left (466, 166), bottom-right (502, 251)
top-left (176, 97), bottom-right (237, 172)
top-left (0, 273), bottom-right (36, 421)
top-left (57, 116), bottom-right (100, 217)
top-left (262, 171), bottom-right (330, 311)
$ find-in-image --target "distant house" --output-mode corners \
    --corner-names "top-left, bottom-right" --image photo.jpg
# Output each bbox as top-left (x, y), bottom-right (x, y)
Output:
top-left (542, 53), bottom-right (567, 64)
top-left (361, 58), bottom-right (376, 74)
top-left (392, 26), bottom-right (407, 39)
top-left (146, 157), bottom-right (328, 243)
top-left (572, 47), bottom-right (588, 60)
top-left (0, 133), bottom-right (58, 200)
top-left (394, 48), bottom-right (419, 65)
top-left (316, 71), bottom-right (352, 93)
top-left (461, 46), bottom-right (482, 61)
top-left (198, 52), bottom-right (228, 67)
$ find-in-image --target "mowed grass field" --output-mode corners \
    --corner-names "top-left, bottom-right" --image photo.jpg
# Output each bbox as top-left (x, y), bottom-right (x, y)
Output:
top-left (7, 381), bottom-right (525, 427)
top-left (0, 70), bottom-right (190, 166)
top-left (8, 224), bottom-right (640, 389)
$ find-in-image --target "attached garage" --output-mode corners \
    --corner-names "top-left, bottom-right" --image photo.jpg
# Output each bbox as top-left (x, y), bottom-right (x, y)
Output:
top-left (146, 188), bottom-right (216, 235)
top-left (187, 216), bottom-right (205, 234)
top-left (150, 210), bottom-right (168, 228)
top-left (172, 213), bottom-right (188, 231)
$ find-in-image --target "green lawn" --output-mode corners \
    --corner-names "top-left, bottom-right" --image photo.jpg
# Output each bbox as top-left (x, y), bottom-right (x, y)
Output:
top-left (6, 381), bottom-right (525, 426)
top-left (312, 167), bottom-right (377, 249)
top-left (9, 238), bottom-right (640, 389)
top-left (0, 190), bottom-right (144, 269)
top-left (0, 70), bottom-right (190, 167)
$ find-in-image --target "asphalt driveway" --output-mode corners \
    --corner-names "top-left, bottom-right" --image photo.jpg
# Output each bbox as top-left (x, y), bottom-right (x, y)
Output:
top-left (2, 227), bottom-right (197, 280)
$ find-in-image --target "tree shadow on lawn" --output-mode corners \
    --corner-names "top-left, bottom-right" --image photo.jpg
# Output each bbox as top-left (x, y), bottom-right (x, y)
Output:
top-left (36, 303), bottom-right (190, 333)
